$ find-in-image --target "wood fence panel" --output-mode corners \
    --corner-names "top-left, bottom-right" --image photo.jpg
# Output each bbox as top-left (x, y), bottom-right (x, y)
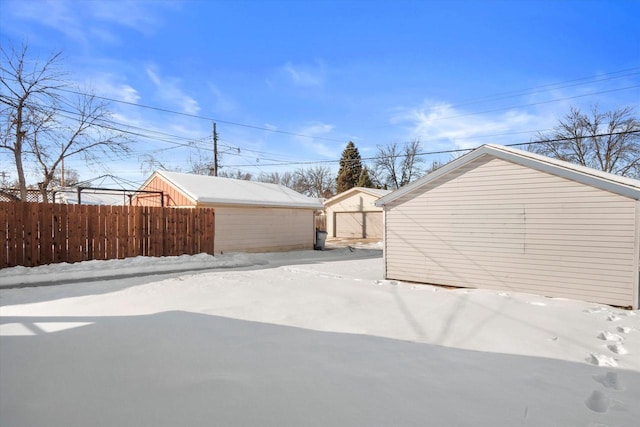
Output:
top-left (127, 207), bottom-right (136, 258)
top-left (22, 203), bottom-right (34, 267)
top-left (8, 202), bottom-right (17, 267)
top-left (150, 207), bottom-right (162, 257)
top-left (39, 203), bottom-right (53, 266)
top-left (203, 209), bottom-right (215, 254)
top-left (74, 205), bottom-right (83, 263)
top-left (1, 202), bottom-right (215, 268)
top-left (79, 205), bottom-right (89, 262)
top-left (192, 208), bottom-right (201, 253)
top-left (67, 205), bottom-right (80, 264)
top-left (14, 202), bottom-right (25, 267)
top-left (86, 204), bottom-right (96, 260)
top-left (117, 205), bottom-right (126, 259)
top-left (1, 203), bottom-right (15, 268)
top-left (93, 206), bottom-right (102, 260)
top-left (52, 202), bottom-right (64, 264)
top-left (180, 208), bottom-right (190, 255)
top-left (107, 206), bottom-right (117, 260)
top-left (164, 208), bottom-right (175, 257)
top-left (208, 209), bottom-right (215, 253)
top-left (138, 207), bottom-right (147, 256)
top-left (169, 208), bottom-right (178, 256)
top-left (0, 203), bottom-right (7, 268)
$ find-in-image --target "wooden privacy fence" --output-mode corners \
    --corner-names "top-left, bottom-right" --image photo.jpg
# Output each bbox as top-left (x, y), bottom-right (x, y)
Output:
top-left (0, 202), bottom-right (215, 268)
top-left (315, 213), bottom-right (326, 231)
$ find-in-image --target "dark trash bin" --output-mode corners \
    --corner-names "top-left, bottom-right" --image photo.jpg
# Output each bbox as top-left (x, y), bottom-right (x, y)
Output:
top-left (315, 230), bottom-right (328, 250)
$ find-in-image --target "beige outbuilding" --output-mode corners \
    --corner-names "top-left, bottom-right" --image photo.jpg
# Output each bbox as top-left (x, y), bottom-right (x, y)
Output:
top-left (135, 170), bottom-right (323, 254)
top-left (375, 144), bottom-right (640, 309)
top-left (324, 187), bottom-right (390, 239)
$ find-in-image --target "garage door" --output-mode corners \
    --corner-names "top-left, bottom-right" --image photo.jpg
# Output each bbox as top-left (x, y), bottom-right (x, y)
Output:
top-left (364, 212), bottom-right (383, 238)
top-left (335, 212), bottom-right (383, 238)
top-left (335, 212), bottom-right (363, 238)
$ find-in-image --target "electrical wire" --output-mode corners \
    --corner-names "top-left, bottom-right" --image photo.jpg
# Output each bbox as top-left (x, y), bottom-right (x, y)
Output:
top-left (4, 66), bottom-right (637, 142)
top-left (227, 130), bottom-right (640, 167)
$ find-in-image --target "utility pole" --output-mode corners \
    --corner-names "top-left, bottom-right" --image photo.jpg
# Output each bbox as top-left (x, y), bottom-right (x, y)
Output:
top-left (212, 122), bottom-right (218, 176)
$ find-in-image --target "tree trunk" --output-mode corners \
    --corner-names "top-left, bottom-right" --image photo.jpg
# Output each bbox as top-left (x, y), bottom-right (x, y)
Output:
top-left (14, 103), bottom-right (27, 201)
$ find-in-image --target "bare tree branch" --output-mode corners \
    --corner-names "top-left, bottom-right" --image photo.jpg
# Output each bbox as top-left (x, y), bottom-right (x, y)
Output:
top-left (530, 105), bottom-right (640, 178)
top-left (1, 42), bottom-right (129, 200)
top-left (372, 140), bottom-right (424, 189)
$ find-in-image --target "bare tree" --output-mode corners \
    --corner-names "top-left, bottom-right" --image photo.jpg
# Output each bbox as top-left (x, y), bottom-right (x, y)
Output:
top-left (0, 44), bottom-right (63, 200)
top-left (51, 168), bottom-right (80, 187)
top-left (425, 160), bottom-right (445, 174)
top-left (293, 166), bottom-right (335, 198)
top-left (139, 154), bottom-right (171, 175)
top-left (257, 171), bottom-right (296, 188)
top-left (33, 92), bottom-right (129, 199)
top-left (187, 159), bottom-right (213, 176)
top-left (218, 169), bottom-right (252, 180)
top-left (530, 105), bottom-right (640, 178)
top-left (1, 43), bottom-right (128, 200)
top-left (372, 140), bottom-right (424, 189)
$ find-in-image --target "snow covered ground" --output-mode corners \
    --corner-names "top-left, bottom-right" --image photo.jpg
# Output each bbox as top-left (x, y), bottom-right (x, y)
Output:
top-left (1, 244), bottom-right (639, 426)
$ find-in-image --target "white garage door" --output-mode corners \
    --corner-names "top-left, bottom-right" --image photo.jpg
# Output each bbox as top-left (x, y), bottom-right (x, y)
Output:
top-left (335, 212), bottom-right (383, 238)
top-left (364, 212), bottom-right (383, 238)
top-left (335, 212), bottom-right (363, 238)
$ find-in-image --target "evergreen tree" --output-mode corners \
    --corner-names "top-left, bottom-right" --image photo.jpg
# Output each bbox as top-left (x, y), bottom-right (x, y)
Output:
top-left (336, 141), bottom-right (363, 193)
top-left (356, 166), bottom-right (374, 188)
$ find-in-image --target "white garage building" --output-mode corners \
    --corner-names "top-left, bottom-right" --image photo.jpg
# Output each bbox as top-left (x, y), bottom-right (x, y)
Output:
top-left (135, 171), bottom-right (323, 254)
top-left (324, 187), bottom-right (390, 239)
top-left (375, 144), bottom-right (640, 309)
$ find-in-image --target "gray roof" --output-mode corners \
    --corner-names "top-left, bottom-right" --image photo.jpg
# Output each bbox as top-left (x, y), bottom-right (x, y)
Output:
top-left (153, 170), bottom-right (324, 209)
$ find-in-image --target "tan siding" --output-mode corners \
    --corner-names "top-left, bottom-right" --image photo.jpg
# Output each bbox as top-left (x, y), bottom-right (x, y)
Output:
top-left (214, 206), bottom-right (314, 253)
top-left (326, 191), bottom-right (382, 237)
top-left (385, 156), bottom-right (638, 308)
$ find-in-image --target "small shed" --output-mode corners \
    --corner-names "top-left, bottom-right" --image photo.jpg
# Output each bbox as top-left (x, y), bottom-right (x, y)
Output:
top-left (324, 187), bottom-right (390, 238)
top-left (375, 144), bottom-right (640, 309)
top-left (135, 170), bottom-right (323, 254)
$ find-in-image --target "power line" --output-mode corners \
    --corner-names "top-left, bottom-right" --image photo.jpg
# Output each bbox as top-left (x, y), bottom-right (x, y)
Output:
top-left (5, 66), bottom-right (637, 142)
top-left (449, 68), bottom-right (640, 108)
top-left (228, 130), bottom-right (640, 167)
top-left (50, 86), bottom-right (348, 143)
top-left (8, 70), bottom-right (639, 174)
top-left (49, 106), bottom-right (640, 172)
top-left (379, 85), bottom-right (640, 129)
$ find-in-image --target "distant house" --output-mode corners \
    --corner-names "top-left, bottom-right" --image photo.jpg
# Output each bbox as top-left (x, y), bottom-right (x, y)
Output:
top-left (376, 144), bottom-right (640, 309)
top-left (324, 187), bottom-right (390, 239)
top-left (135, 170), bottom-right (323, 254)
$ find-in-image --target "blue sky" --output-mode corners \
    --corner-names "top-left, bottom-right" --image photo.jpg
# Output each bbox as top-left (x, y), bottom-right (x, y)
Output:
top-left (1, 0), bottom-right (639, 186)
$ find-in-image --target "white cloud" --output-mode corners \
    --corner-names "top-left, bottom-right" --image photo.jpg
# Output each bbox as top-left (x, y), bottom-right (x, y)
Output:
top-left (271, 60), bottom-right (326, 89)
top-left (4, 0), bottom-right (173, 44)
top-left (88, 0), bottom-right (175, 35)
top-left (206, 83), bottom-right (237, 114)
top-left (391, 101), bottom-right (550, 151)
top-left (83, 73), bottom-right (141, 104)
top-left (294, 122), bottom-right (337, 158)
top-left (146, 66), bottom-right (200, 115)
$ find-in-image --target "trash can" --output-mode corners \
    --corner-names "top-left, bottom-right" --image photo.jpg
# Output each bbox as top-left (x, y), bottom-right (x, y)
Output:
top-left (315, 229), bottom-right (328, 250)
